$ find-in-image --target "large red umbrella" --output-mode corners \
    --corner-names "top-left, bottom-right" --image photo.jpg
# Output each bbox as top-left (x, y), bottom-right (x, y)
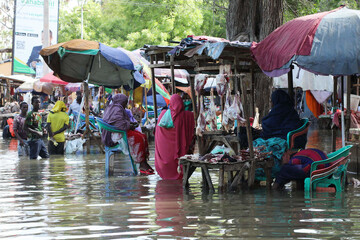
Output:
top-left (40, 72), bottom-right (68, 85)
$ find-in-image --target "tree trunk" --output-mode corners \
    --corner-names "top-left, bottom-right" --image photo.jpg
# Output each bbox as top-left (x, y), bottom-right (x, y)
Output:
top-left (226, 0), bottom-right (283, 118)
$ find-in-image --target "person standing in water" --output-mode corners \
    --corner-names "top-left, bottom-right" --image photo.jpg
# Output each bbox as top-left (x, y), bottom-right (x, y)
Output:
top-left (13, 102), bottom-right (29, 156)
top-left (47, 101), bottom-right (69, 155)
top-left (25, 96), bottom-right (49, 159)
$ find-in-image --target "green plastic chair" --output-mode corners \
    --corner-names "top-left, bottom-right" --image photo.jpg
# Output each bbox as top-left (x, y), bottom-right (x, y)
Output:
top-left (287, 118), bottom-right (310, 151)
top-left (304, 145), bottom-right (353, 193)
top-left (96, 117), bottom-right (138, 176)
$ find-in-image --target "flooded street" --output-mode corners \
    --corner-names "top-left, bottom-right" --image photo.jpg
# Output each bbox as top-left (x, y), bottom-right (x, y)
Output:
top-left (1, 127), bottom-right (360, 239)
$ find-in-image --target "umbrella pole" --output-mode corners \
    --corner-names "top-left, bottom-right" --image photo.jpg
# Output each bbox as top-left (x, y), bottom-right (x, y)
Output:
top-left (84, 81), bottom-right (90, 138)
top-left (341, 76), bottom-right (345, 148)
top-left (332, 76), bottom-right (338, 151)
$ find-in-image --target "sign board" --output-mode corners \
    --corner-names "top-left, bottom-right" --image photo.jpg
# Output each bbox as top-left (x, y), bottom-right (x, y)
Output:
top-left (12, 0), bottom-right (59, 77)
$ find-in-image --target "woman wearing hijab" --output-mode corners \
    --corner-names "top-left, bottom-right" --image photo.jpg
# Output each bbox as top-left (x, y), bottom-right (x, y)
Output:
top-left (47, 100), bottom-right (69, 155)
top-left (155, 94), bottom-right (195, 180)
top-left (261, 89), bottom-right (307, 149)
top-left (101, 94), bottom-right (153, 174)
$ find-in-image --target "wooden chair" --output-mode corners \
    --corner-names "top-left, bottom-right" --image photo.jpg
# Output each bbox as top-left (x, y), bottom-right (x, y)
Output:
top-left (287, 118), bottom-right (310, 151)
top-left (96, 117), bottom-right (137, 176)
top-left (304, 145), bottom-right (353, 193)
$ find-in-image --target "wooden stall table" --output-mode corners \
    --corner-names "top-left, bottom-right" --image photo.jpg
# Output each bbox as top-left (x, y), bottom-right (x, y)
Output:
top-left (179, 154), bottom-right (274, 193)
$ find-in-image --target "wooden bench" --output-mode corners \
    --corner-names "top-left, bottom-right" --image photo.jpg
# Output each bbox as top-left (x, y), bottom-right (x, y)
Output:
top-left (179, 155), bottom-right (274, 193)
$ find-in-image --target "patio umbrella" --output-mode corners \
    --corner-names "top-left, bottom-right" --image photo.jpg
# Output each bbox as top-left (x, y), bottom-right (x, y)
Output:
top-left (251, 6), bottom-right (359, 147)
top-left (40, 39), bottom-right (145, 89)
top-left (40, 72), bottom-right (67, 85)
top-left (16, 79), bottom-right (53, 95)
top-left (251, 6), bottom-right (360, 77)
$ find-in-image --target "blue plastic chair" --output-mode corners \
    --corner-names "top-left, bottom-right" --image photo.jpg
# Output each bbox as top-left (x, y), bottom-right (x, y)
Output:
top-left (96, 117), bottom-right (138, 176)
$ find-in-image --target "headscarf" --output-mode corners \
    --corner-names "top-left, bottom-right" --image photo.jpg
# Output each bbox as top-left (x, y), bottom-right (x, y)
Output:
top-left (51, 101), bottom-right (67, 113)
top-left (103, 94), bottom-right (130, 130)
top-left (101, 94), bottom-right (130, 147)
top-left (261, 89), bottom-right (302, 140)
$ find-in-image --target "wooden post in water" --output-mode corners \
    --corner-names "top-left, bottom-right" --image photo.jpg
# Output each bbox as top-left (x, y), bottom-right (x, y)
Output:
top-left (239, 74), bottom-right (255, 187)
top-left (170, 55), bottom-right (175, 95)
top-left (150, 55), bottom-right (158, 122)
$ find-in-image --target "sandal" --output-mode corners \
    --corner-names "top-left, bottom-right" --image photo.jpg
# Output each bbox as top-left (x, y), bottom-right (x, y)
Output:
top-left (140, 169), bottom-right (155, 175)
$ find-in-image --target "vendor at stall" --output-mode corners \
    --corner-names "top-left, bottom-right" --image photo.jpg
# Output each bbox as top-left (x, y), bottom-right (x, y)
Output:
top-left (47, 101), bottom-right (69, 155)
top-left (261, 89), bottom-right (307, 148)
top-left (101, 93), bottom-right (154, 175)
top-left (155, 94), bottom-right (195, 180)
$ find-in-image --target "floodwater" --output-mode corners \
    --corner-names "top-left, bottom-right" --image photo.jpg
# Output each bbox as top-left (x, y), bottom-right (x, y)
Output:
top-left (0, 127), bottom-right (360, 239)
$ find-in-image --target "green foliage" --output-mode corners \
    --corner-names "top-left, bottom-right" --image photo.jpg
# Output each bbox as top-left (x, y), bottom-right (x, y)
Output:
top-left (284, 0), bottom-right (360, 22)
top-left (59, 0), bottom-right (227, 49)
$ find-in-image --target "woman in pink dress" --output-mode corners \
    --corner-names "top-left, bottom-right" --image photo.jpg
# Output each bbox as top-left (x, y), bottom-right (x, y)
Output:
top-left (155, 94), bottom-right (195, 180)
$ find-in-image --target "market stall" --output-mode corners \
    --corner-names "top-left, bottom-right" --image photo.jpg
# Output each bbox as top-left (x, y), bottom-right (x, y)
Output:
top-left (145, 37), bottom-right (273, 190)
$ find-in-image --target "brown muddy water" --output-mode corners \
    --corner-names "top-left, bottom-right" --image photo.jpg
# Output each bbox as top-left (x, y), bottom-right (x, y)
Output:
top-left (1, 127), bottom-right (360, 239)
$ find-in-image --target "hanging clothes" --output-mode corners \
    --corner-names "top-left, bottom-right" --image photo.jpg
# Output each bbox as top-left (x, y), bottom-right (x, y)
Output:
top-left (306, 90), bottom-right (322, 118)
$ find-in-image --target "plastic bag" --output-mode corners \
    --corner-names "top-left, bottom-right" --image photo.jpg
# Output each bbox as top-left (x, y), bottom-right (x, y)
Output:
top-left (111, 133), bottom-right (129, 155)
top-left (65, 138), bottom-right (86, 154)
top-left (210, 144), bottom-right (235, 156)
top-left (158, 109), bottom-right (174, 128)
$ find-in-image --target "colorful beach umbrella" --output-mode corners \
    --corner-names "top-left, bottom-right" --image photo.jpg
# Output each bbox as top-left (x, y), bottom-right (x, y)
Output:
top-left (251, 6), bottom-right (360, 77)
top-left (40, 39), bottom-right (145, 89)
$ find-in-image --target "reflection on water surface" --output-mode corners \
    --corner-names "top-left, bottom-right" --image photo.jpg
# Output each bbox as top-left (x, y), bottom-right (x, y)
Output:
top-left (0, 128), bottom-right (359, 239)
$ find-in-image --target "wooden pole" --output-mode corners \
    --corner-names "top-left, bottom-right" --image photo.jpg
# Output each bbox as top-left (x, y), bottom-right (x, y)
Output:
top-left (150, 55), bottom-right (158, 122)
top-left (170, 55), bottom-right (175, 95)
top-left (189, 76), bottom-right (197, 120)
top-left (287, 65), bottom-right (294, 103)
top-left (239, 74), bottom-right (255, 187)
top-left (250, 62), bottom-right (255, 117)
top-left (83, 81), bottom-right (90, 138)
top-left (43, 0), bottom-right (50, 76)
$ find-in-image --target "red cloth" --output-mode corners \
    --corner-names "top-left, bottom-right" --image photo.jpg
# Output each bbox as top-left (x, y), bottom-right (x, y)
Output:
top-left (155, 95), bottom-right (195, 180)
top-left (127, 130), bottom-right (149, 163)
top-left (7, 118), bottom-right (15, 137)
top-left (250, 8), bottom-right (340, 72)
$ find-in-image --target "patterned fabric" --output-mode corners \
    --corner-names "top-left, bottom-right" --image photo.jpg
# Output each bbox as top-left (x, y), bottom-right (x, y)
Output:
top-left (288, 148), bottom-right (328, 174)
top-left (127, 130), bottom-right (149, 163)
top-left (25, 111), bottom-right (42, 140)
top-left (13, 115), bottom-right (27, 140)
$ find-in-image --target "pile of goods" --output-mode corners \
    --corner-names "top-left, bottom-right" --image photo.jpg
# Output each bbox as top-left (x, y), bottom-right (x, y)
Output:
top-left (0, 102), bottom-right (20, 114)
